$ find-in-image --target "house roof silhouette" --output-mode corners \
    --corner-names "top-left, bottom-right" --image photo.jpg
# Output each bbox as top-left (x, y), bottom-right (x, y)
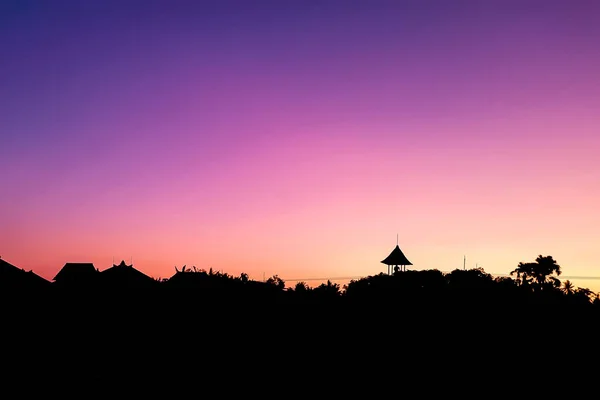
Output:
top-left (100, 260), bottom-right (156, 287)
top-left (381, 245), bottom-right (413, 266)
top-left (53, 262), bottom-right (98, 283)
top-left (0, 258), bottom-right (50, 288)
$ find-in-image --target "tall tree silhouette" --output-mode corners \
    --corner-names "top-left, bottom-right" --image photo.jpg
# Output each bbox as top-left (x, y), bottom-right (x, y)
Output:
top-left (511, 255), bottom-right (561, 291)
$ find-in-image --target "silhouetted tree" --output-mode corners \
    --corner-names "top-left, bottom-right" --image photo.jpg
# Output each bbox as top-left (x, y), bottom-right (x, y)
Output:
top-left (573, 287), bottom-right (594, 305)
top-left (293, 281), bottom-right (310, 292)
top-left (266, 275), bottom-right (285, 290)
top-left (313, 280), bottom-right (341, 299)
top-left (592, 293), bottom-right (600, 307)
top-left (562, 280), bottom-right (574, 295)
top-left (447, 267), bottom-right (494, 290)
top-left (510, 255), bottom-right (561, 291)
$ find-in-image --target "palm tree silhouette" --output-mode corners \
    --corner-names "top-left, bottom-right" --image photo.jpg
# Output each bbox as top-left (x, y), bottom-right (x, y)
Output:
top-left (562, 280), bottom-right (574, 295)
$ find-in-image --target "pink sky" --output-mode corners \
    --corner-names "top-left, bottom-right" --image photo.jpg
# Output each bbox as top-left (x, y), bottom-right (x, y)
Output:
top-left (1, 1), bottom-right (599, 291)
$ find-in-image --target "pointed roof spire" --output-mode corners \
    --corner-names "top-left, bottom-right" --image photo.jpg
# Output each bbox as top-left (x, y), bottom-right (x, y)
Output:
top-left (113, 260), bottom-right (132, 268)
top-left (381, 245), bottom-right (412, 266)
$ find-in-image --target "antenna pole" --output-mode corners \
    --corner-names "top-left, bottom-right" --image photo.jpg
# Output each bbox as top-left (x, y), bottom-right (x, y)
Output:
top-left (464, 255), bottom-right (466, 270)
top-left (396, 233), bottom-right (398, 246)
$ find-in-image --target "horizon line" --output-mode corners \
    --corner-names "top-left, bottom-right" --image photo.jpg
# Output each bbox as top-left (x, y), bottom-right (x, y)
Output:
top-left (280, 273), bottom-right (600, 282)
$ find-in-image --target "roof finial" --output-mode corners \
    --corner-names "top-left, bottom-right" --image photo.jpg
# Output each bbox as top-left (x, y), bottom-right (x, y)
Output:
top-left (396, 233), bottom-right (398, 246)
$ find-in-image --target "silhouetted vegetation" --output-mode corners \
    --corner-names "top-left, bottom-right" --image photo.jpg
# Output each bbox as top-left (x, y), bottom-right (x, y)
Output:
top-left (3, 253), bottom-right (599, 379)
top-left (2, 255), bottom-right (599, 312)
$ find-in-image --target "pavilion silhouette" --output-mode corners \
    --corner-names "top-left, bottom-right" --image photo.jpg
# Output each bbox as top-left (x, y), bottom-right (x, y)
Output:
top-left (381, 240), bottom-right (412, 274)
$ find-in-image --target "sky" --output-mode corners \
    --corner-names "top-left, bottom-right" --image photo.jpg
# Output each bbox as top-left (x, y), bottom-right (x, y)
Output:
top-left (1, 0), bottom-right (599, 291)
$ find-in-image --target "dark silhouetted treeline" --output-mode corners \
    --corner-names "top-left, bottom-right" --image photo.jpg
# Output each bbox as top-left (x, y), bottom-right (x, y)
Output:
top-left (2, 255), bottom-right (599, 314)
top-left (3, 254), bottom-right (599, 385)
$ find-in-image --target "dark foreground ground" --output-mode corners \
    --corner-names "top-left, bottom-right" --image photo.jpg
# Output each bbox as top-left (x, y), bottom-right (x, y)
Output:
top-left (3, 287), bottom-right (598, 395)
top-left (4, 287), bottom-right (596, 347)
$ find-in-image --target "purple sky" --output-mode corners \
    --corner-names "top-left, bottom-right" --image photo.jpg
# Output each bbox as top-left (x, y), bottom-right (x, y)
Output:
top-left (2, 0), bottom-right (600, 290)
